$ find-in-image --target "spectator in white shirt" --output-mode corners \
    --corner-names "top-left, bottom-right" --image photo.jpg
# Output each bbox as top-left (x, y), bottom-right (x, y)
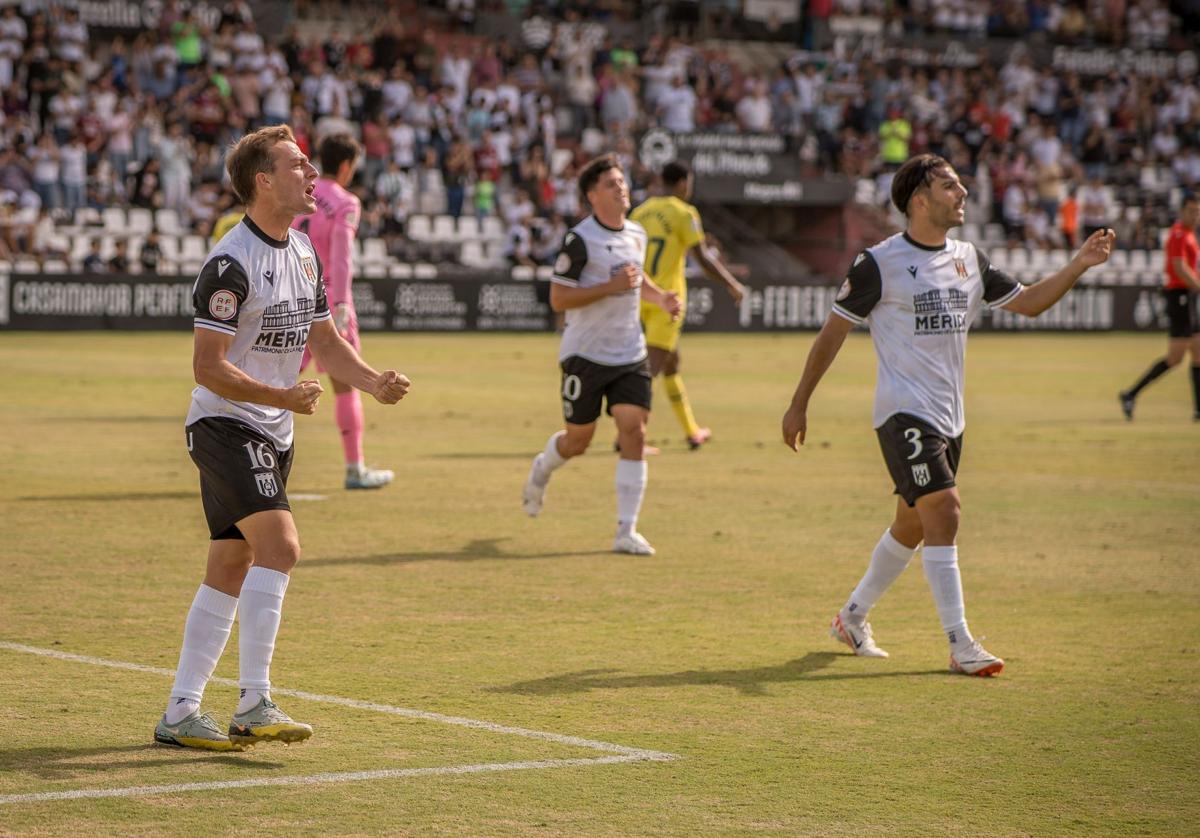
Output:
top-left (657, 74), bottom-right (697, 133)
top-left (736, 80), bottom-right (773, 132)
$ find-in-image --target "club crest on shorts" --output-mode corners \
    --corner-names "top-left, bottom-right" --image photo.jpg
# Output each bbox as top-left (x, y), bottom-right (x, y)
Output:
top-left (255, 472), bottom-right (279, 497)
top-left (911, 462), bottom-right (931, 487)
top-left (301, 256), bottom-right (317, 285)
top-left (953, 258), bottom-right (968, 279)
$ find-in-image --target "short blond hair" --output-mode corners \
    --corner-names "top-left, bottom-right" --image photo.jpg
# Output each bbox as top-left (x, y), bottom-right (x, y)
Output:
top-left (226, 124), bottom-right (297, 205)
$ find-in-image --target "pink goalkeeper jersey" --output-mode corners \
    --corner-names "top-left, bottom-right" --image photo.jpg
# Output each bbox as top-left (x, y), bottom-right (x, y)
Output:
top-left (292, 178), bottom-right (360, 308)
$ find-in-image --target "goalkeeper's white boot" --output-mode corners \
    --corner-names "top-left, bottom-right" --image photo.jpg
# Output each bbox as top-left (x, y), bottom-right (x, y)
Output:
top-left (522, 454), bottom-right (548, 517)
top-left (830, 612), bottom-right (889, 658)
top-left (949, 639), bottom-right (1004, 677)
top-left (346, 465), bottom-right (394, 490)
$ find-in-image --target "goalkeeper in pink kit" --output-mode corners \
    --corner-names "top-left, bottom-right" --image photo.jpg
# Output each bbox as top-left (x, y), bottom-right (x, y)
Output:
top-left (293, 133), bottom-right (394, 490)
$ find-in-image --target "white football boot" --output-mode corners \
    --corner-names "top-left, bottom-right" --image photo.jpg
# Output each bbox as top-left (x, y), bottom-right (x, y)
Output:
top-left (522, 454), bottom-right (547, 517)
top-left (830, 612), bottom-right (889, 658)
top-left (949, 639), bottom-right (1004, 677)
top-left (613, 531), bottom-right (655, 555)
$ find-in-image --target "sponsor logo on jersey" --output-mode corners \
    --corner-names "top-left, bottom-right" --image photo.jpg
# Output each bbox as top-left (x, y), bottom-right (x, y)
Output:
top-left (853, 252), bottom-right (866, 267)
top-left (209, 289), bottom-right (238, 320)
top-left (255, 472), bottom-right (279, 497)
top-left (301, 257), bottom-right (317, 285)
top-left (907, 265), bottom-right (917, 278)
top-left (953, 258), bottom-right (968, 279)
top-left (217, 259), bottom-right (231, 277)
top-left (913, 288), bottom-right (970, 334)
top-left (912, 462), bottom-right (931, 486)
top-left (263, 269), bottom-right (274, 285)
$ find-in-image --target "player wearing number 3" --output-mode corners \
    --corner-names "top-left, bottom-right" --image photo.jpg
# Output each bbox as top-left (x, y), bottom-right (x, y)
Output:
top-left (156, 125), bottom-right (411, 752)
top-left (522, 154), bottom-right (681, 555)
top-left (781, 154), bottom-right (1113, 676)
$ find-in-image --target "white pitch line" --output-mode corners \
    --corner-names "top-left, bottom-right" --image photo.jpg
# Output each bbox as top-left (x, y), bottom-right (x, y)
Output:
top-left (0, 641), bottom-right (680, 806)
top-left (0, 642), bottom-right (675, 760)
top-left (0, 756), bottom-right (645, 806)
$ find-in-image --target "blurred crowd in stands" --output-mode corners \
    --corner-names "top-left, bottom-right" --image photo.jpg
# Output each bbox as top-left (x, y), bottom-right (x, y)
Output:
top-left (0, 0), bottom-right (1196, 271)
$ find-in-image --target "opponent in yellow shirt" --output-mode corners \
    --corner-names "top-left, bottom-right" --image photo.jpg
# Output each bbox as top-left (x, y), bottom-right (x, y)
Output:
top-left (210, 205), bottom-right (245, 245)
top-left (629, 161), bottom-right (746, 449)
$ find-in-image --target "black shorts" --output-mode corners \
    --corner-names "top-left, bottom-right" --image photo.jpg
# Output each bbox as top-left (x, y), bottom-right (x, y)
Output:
top-left (186, 417), bottom-right (294, 540)
top-left (1164, 288), bottom-right (1198, 338)
top-left (876, 413), bottom-right (963, 507)
top-left (560, 355), bottom-right (652, 425)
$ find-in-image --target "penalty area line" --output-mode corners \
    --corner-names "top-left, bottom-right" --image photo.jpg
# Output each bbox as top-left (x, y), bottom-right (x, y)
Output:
top-left (0, 641), bottom-right (679, 805)
top-left (0, 755), bottom-right (649, 805)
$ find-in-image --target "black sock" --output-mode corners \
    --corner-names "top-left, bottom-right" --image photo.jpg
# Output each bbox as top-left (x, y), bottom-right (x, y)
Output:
top-left (1126, 358), bottom-right (1172, 399)
top-left (1192, 366), bottom-right (1200, 414)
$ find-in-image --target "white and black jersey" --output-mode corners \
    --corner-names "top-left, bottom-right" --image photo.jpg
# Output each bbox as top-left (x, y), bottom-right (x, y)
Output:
top-left (185, 216), bottom-right (332, 451)
top-left (832, 232), bottom-right (1022, 437)
top-left (551, 215), bottom-right (649, 366)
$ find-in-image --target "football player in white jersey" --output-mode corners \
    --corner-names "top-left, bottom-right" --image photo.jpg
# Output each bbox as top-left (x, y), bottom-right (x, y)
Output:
top-left (156, 125), bottom-right (411, 752)
top-left (522, 154), bottom-right (681, 555)
top-left (781, 153), bottom-right (1113, 676)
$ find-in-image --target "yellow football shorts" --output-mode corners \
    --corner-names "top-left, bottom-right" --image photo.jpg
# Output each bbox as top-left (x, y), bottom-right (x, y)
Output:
top-left (641, 299), bottom-right (684, 352)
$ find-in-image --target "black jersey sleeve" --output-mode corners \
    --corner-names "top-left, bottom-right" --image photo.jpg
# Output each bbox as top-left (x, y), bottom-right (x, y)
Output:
top-left (311, 249), bottom-right (330, 319)
top-left (974, 245), bottom-right (1023, 307)
top-left (193, 255), bottom-right (250, 335)
top-left (551, 230), bottom-right (588, 286)
top-left (831, 250), bottom-right (882, 323)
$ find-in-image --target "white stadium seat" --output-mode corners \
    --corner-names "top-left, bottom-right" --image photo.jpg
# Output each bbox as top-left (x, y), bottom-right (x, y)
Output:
top-left (159, 235), bottom-right (180, 262)
top-left (15, 258), bottom-right (38, 272)
top-left (413, 263), bottom-right (438, 279)
top-left (510, 265), bottom-right (534, 281)
top-left (362, 238), bottom-right (388, 263)
top-left (127, 208), bottom-right (153, 233)
top-left (459, 240), bottom-right (485, 267)
top-left (535, 265), bottom-right (553, 281)
top-left (69, 234), bottom-right (93, 263)
top-left (456, 215), bottom-right (480, 239)
top-left (432, 215), bottom-right (457, 241)
top-left (407, 215), bottom-right (431, 241)
top-left (481, 216), bottom-right (504, 240)
top-left (1127, 250), bottom-right (1149, 272)
top-left (179, 235), bottom-right (207, 262)
top-left (102, 207), bottom-right (127, 231)
top-left (389, 262), bottom-right (413, 279)
top-left (155, 208), bottom-right (183, 235)
top-left (42, 259), bottom-right (68, 273)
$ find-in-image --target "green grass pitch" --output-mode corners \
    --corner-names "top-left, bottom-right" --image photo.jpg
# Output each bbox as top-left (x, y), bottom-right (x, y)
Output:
top-left (0, 331), bottom-right (1196, 835)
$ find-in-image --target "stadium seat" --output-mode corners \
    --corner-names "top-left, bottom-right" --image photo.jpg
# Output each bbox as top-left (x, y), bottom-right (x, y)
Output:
top-left (362, 238), bottom-right (388, 264)
top-left (159, 235), bottom-right (180, 262)
top-left (459, 240), bottom-right (485, 267)
top-left (181, 260), bottom-right (203, 275)
top-left (68, 234), bottom-right (93, 263)
top-left (407, 215), bottom-right (431, 241)
top-left (0, 259), bottom-right (11, 273)
top-left (389, 262), bottom-right (413, 279)
top-left (984, 223), bottom-right (1004, 244)
top-left (1008, 249), bottom-right (1029, 270)
top-left (74, 207), bottom-right (102, 228)
top-left (155, 208), bottom-right (183, 235)
top-left (179, 235), bottom-right (207, 262)
top-left (456, 215), bottom-right (481, 240)
top-left (43, 259), bottom-right (67, 273)
top-left (432, 215), bottom-right (457, 241)
top-left (535, 265), bottom-right (553, 281)
top-left (960, 223), bottom-right (981, 241)
top-left (511, 265), bottom-right (534, 281)
top-left (127, 208), bottom-right (153, 233)
top-left (1107, 250), bottom-right (1128, 271)
top-left (481, 216), bottom-right (504, 240)
top-left (1127, 250), bottom-right (1149, 272)
top-left (14, 258), bottom-right (38, 272)
top-left (102, 207), bottom-right (127, 231)
top-left (484, 240), bottom-right (508, 266)
top-left (413, 262), bottom-right (437, 279)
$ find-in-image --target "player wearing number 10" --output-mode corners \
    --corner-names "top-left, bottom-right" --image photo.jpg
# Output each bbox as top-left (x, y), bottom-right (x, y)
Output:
top-left (629, 161), bottom-right (746, 449)
top-left (156, 125), bottom-right (411, 752)
top-left (781, 154), bottom-right (1114, 676)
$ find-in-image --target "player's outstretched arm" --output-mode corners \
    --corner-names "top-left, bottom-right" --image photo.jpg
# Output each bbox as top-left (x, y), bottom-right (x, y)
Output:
top-left (193, 328), bottom-right (323, 413)
top-left (782, 313), bottom-right (855, 451)
top-left (692, 244), bottom-right (746, 303)
top-left (1003, 228), bottom-right (1115, 317)
top-left (306, 318), bottom-right (411, 404)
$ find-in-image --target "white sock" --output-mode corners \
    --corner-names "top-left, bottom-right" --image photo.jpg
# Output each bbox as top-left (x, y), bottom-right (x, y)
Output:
top-left (842, 529), bottom-right (917, 623)
top-left (921, 545), bottom-right (973, 649)
top-left (237, 688), bottom-right (270, 715)
top-left (237, 567), bottom-right (290, 707)
top-left (165, 585), bottom-right (237, 724)
top-left (615, 458), bottom-right (647, 537)
top-left (534, 430), bottom-right (568, 483)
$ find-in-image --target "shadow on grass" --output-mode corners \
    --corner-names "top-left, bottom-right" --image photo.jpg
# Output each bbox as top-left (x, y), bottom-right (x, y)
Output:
top-left (304, 537), bottom-right (611, 569)
top-left (0, 743), bottom-right (284, 779)
top-left (18, 491), bottom-right (195, 503)
top-left (491, 653), bottom-right (947, 696)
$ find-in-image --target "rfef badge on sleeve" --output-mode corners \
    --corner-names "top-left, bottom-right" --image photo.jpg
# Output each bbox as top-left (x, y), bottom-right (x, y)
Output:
top-left (301, 256), bottom-right (318, 285)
